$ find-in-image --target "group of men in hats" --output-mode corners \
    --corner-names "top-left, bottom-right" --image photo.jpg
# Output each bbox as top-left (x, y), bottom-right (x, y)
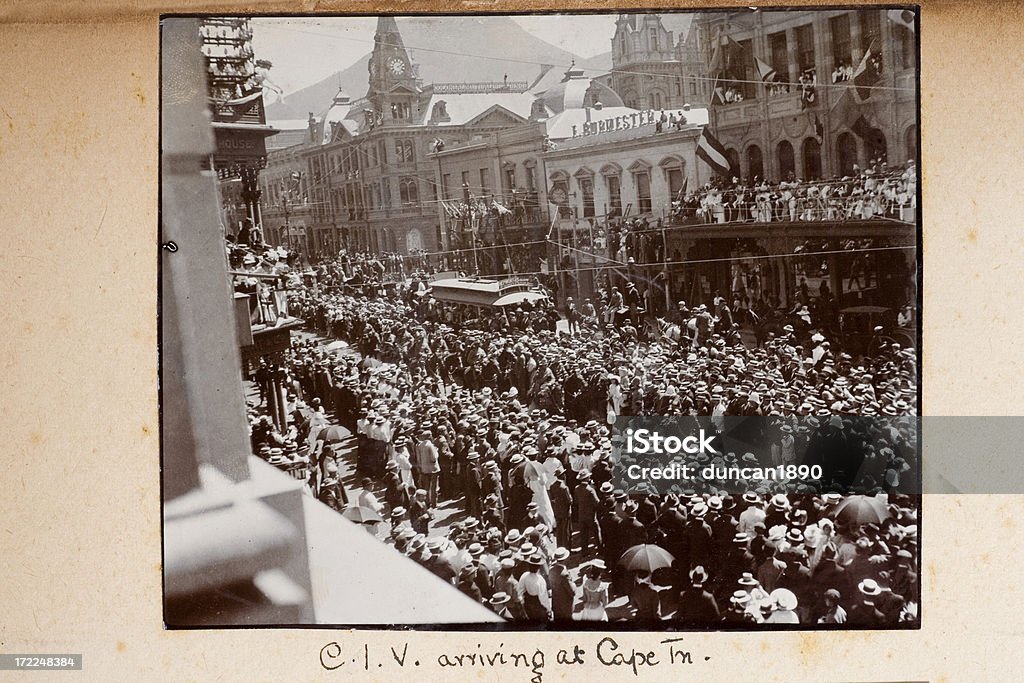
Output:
top-left (245, 273), bottom-right (918, 625)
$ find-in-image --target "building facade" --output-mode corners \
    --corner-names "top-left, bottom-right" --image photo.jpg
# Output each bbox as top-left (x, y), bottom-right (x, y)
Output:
top-left (599, 13), bottom-right (709, 111)
top-left (260, 17), bottom-right (542, 260)
top-left (696, 8), bottom-right (917, 182)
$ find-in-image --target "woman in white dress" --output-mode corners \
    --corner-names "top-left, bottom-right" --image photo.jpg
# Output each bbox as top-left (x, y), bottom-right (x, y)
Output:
top-left (525, 460), bottom-right (556, 529)
top-left (391, 438), bottom-right (415, 493)
top-left (606, 375), bottom-right (623, 425)
top-left (576, 564), bottom-right (609, 621)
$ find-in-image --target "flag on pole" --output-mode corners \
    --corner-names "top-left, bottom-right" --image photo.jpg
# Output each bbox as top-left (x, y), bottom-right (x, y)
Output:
top-left (546, 204), bottom-right (560, 240)
top-left (696, 127), bottom-right (733, 177)
top-left (852, 40), bottom-right (881, 103)
top-left (707, 27), bottom-right (724, 74)
top-left (754, 57), bottom-right (777, 83)
top-left (675, 175), bottom-right (689, 203)
top-left (887, 8), bottom-right (916, 30)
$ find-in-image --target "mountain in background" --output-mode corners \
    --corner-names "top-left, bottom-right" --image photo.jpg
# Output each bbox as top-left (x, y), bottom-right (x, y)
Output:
top-left (265, 16), bottom-right (615, 121)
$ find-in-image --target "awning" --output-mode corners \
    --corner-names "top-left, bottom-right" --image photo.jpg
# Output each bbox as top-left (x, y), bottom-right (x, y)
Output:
top-left (494, 291), bottom-right (548, 307)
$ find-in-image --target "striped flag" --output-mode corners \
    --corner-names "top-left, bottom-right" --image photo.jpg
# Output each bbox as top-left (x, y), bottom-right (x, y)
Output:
top-left (696, 127), bottom-right (732, 177)
top-left (852, 40), bottom-right (880, 103)
top-left (755, 57), bottom-right (777, 83)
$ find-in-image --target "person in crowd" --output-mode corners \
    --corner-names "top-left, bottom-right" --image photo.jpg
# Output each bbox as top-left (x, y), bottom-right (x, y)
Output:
top-left (239, 227), bottom-right (919, 626)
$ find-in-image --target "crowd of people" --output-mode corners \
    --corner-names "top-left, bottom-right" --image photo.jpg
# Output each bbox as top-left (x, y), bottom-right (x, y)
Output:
top-left (242, 274), bottom-right (919, 625)
top-left (670, 159), bottom-right (917, 225)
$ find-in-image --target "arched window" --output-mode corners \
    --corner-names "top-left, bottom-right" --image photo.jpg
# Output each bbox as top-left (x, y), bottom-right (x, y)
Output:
top-left (399, 177), bottom-right (419, 208)
top-left (406, 227), bottom-right (423, 253)
top-left (777, 140), bottom-right (795, 180)
top-left (574, 168), bottom-right (596, 218)
top-left (865, 128), bottom-right (888, 164)
top-left (601, 163), bottom-right (623, 217)
top-left (904, 125), bottom-right (918, 163)
top-left (628, 160), bottom-right (653, 214)
top-left (802, 138), bottom-right (822, 180)
top-left (659, 156), bottom-right (686, 199)
top-left (746, 145), bottom-right (764, 182)
top-left (836, 132), bottom-right (858, 176)
top-left (549, 170), bottom-right (571, 218)
top-left (725, 149), bottom-right (741, 180)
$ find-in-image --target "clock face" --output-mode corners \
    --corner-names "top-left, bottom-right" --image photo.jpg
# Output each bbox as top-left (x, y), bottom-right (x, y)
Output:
top-left (387, 57), bottom-right (406, 76)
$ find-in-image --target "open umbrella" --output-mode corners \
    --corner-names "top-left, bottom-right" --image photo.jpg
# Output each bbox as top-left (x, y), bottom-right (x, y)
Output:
top-left (618, 544), bottom-right (675, 573)
top-left (317, 425), bottom-right (352, 444)
top-left (342, 504), bottom-right (383, 525)
top-left (325, 340), bottom-right (349, 353)
top-left (832, 495), bottom-right (890, 526)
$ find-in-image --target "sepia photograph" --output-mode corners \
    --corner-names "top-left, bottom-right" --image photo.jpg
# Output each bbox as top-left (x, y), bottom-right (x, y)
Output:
top-left (160, 8), bottom-right (920, 629)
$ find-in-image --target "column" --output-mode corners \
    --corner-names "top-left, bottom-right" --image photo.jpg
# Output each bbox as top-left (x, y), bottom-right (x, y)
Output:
top-left (785, 27), bottom-right (799, 86)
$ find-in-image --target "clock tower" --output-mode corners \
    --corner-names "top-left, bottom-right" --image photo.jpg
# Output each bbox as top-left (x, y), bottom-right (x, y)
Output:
top-left (367, 16), bottom-right (419, 126)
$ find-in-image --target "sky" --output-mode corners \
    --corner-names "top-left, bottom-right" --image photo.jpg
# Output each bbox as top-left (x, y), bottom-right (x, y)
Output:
top-left (251, 15), bottom-right (617, 97)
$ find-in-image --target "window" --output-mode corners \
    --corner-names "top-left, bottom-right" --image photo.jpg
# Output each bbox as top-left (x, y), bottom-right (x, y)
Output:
top-left (836, 132), bottom-right (858, 176)
top-left (504, 166), bottom-right (515, 193)
top-left (635, 172), bottom-right (652, 214)
top-left (777, 141), bottom-right (795, 180)
top-left (606, 175), bottom-right (622, 215)
top-left (830, 14), bottom-right (852, 70)
top-left (747, 145), bottom-right (764, 181)
top-left (728, 39), bottom-right (757, 100)
top-left (689, 75), bottom-right (698, 95)
top-left (579, 176), bottom-right (595, 218)
top-left (905, 125), bottom-right (918, 162)
top-left (524, 163), bottom-right (537, 193)
top-left (479, 168), bottom-right (490, 197)
top-left (865, 129), bottom-right (887, 164)
top-left (399, 177), bottom-right (419, 207)
top-left (802, 138), bottom-right (822, 180)
top-left (860, 9), bottom-right (882, 52)
top-left (382, 179), bottom-right (392, 208)
top-left (674, 80), bottom-right (682, 96)
top-left (649, 92), bottom-right (663, 109)
top-left (551, 176), bottom-right (570, 218)
top-left (395, 139), bottom-right (415, 163)
top-left (378, 140), bottom-right (387, 165)
top-left (650, 28), bottom-right (659, 51)
top-left (725, 149), bottom-right (740, 179)
top-left (769, 31), bottom-right (788, 78)
top-left (461, 170), bottom-right (470, 193)
top-left (442, 173), bottom-right (451, 199)
top-left (391, 101), bottom-right (411, 120)
top-left (795, 24), bottom-right (815, 73)
top-left (666, 168), bottom-right (685, 199)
